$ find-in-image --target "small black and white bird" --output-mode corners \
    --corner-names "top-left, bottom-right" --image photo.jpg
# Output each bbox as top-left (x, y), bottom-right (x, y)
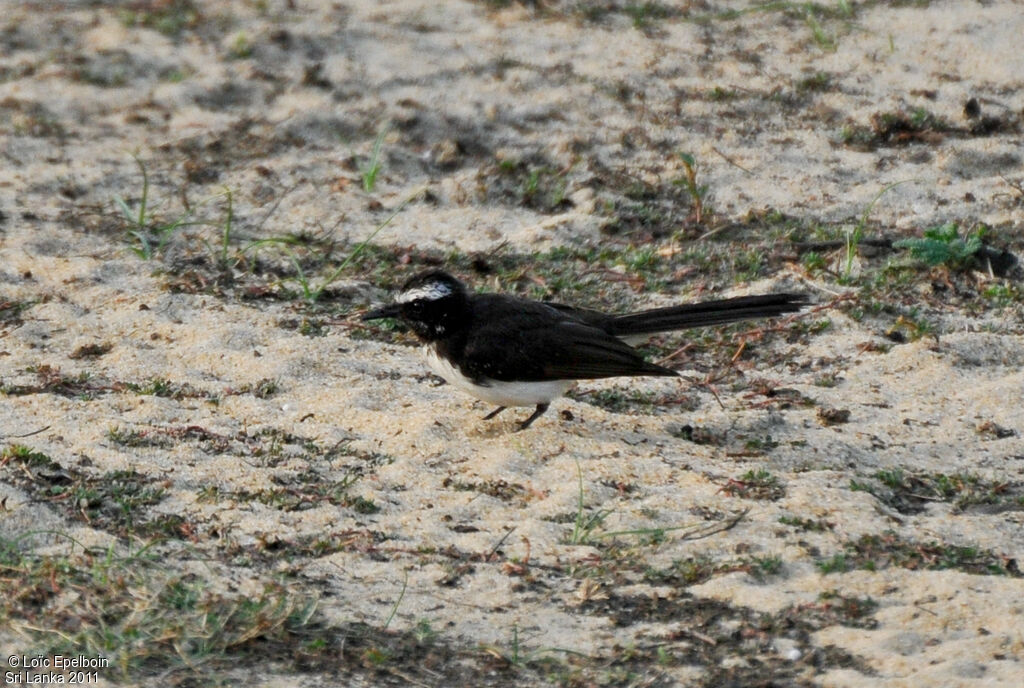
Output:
top-left (363, 270), bottom-right (806, 430)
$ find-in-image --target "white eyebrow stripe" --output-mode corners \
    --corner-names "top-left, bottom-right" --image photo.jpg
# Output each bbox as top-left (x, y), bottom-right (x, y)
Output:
top-left (397, 283), bottom-right (452, 304)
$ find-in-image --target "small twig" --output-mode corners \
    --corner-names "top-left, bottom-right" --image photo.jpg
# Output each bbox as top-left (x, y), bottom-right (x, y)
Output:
top-left (485, 526), bottom-right (517, 562)
top-left (695, 221), bottom-right (734, 242)
top-left (729, 339), bottom-right (747, 364)
top-left (792, 237), bottom-right (894, 253)
top-left (711, 145), bottom-right (752, 173)
top-left (1, 425), bottom-right (51, 439)
top-left (382, 571), bottom-right (409, 630)
top-left (655, 341), bottom-right (694, 366)
top-left (255, 182), bottom-right (301, 231)
top-left (699, 380), bottom-right (726, 411)
top-left (681, 508), bottom-right (750, 541)
top-left (678, 626), bottom-right (718, 645)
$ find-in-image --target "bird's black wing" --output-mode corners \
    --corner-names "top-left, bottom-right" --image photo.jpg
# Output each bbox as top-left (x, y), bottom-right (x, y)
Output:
top-left (458, 296), bottom-right (676, 382)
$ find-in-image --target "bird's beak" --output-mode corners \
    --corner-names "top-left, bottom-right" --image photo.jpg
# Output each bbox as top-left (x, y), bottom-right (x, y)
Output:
top-left (361, 303), bottom-right (401, 321)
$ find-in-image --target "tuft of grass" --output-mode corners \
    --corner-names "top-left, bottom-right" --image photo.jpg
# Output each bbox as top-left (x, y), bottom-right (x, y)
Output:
top-left (625, 2), bottom-right (674, 30)
top-left (382, 572), bottom-right (408, 630)
top-left (244, 188), bottom-right (420, 303)
top-left (795, 71), bottom-right (832, 93)
top-left (228, 32), bottom-right (253, 59)
top-left (778, 515), bottom-right (834, 532)
top-left (850, 469), bottom-right (1023, 515)
top-left (673, 152), bottom-right (709, 224)
top-left (0, 538), bottom-right (323, 679)
top-left (361, 124), bottom-right (389, 192)
top-left (114, 154), bottom-right (232, 260)
top-left (2, 448), bottom-right (177, 536)
top-left (0, 298), bottom-right (36, 326)
top-left (115, 155), bottom-right (190, 259)
top-left (568, 462), bottom-right (615, 545)
top-left (802, 9), bottom-right (832, 50)
top-left (894, 222), bottom-right (983, 269)
top-left (818, 531), bottom-right (1021, 577)
top-left (841, 181), bottom-right (910, 282)
top-left (1, 365), bottom-right (97, 398)
top-left (69, 342), bottom-right (114, 359)
top-left (721, 469), bottom-right (785, 501)
top-left (108, 426), bottom-right (174, 449)
top-left (570, 388), bottom-right (662, 414)
top-left (1, 444), bottom-right (59, 469)
top-left (117, 0), bottom-right (199, 37)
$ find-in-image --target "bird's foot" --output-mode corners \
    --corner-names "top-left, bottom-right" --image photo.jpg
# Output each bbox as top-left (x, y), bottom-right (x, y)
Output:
top-left (515, 403), bottom-right (549, 431)
top-left (482, 406), bottom-right (507, 420)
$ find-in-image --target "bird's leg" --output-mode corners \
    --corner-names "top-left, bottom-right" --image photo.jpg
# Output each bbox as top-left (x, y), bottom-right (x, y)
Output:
top-left (515, 403), bottom-right (549, 431)
top-left (482, 406), bottom-right (507, 421)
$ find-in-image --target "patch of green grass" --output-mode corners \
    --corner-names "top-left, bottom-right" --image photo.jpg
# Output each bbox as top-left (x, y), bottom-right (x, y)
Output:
top-left (722, 469), bottom-right (785, 501)
top-left (801, 250), bottom-right (827, 274)
top-left (843, 107), bottom-right (952, 150)
top-left (778, 515), bottom-right (834, 532)
top-left (492, 159), bottom-right (569, 212)
top-left (773, 591), bottom-right (878, 631)
top-left (707, 86), bottom-right (737, 101)
top-left (818, 531), bottom-right (1021, 577)
top-left (1, 444), bottom-right (60, 469)
top-left (981, 283), bottom-right (1023, 307)
top-left (2, 365), bottom-right (100, 399)
top-left (894, 222), bottom-right (983, 269)
top-left (838, 123), bottom-right (876, 148)
top-left (228, 32), bottom-right (253, 59)
top-left (801, 4), bottom-right (838, 51)
top-left (235, 377), bottom-right (280, 398)
top-left (360, 124), bottom-right (389, 192)
top-left (795, 71), bottom-right (833, 93)
top-left (850, 469), bottom-right (1023, 514)
top-left (570, 388), bottom-right (660, 414)
top-left (812, 372), bottom-right (839, 388)
top-left (673, 152), bottom-right (710, 224)
top-left (625, 2), bottom-right (675, 29)
top-left (123, 376), bottom-right (208, 399)
top-left (1, 540), bottom-right (325, 680)
top-left (348, 495), bottom-right (381, 514)
top-left (114, 154), bottom-right (201, 260)
top-left (568, 463), bottom-right (615, 546)
top-left (108, 426), bottom-right (175, 449)
top-left (2, 450), bottom-right (170, 536)
top-left (117, 0), bottom-right (199, 37)
top-left (749, 554), bottom-right (784, 579)
top-left (244, 189), bottom-right (419, 303)
top-left (816, 553), bottom-right (849, 574)
top-left (841, 181), bottom-right (910, 283)
top-left (112, 157), bottom-right (236, 272)
top-left (0, 298), bottom-right (36, 325)
top-left (689, 1), bottom-right (856, 51)
top-left (210, 473), bottom-right (380, 516)
top-left (731, 247), bottom-right (765, 282)
top-left (742, 435), bottom-right (779, 454)
top-left (442, 477), bottom-right (526, 502)
top-left (643, 555), bottom-right (717, 586)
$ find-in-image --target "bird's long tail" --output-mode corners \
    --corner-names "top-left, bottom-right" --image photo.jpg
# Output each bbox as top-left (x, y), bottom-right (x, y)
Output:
top-left (606, 293), bottom-right (807, 337)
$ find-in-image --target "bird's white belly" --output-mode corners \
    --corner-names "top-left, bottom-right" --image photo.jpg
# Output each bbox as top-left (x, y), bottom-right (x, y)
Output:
top-left (424, 345), bottom-right (573, 407)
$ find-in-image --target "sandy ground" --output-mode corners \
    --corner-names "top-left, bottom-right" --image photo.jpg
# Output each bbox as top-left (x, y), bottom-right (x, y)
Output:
top-left (1, 1), bottom-right (1023, 686)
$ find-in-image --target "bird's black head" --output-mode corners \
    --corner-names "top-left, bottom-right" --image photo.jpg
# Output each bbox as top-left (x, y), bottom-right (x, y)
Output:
top-left (362, 269), bottom-right (469, 341)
